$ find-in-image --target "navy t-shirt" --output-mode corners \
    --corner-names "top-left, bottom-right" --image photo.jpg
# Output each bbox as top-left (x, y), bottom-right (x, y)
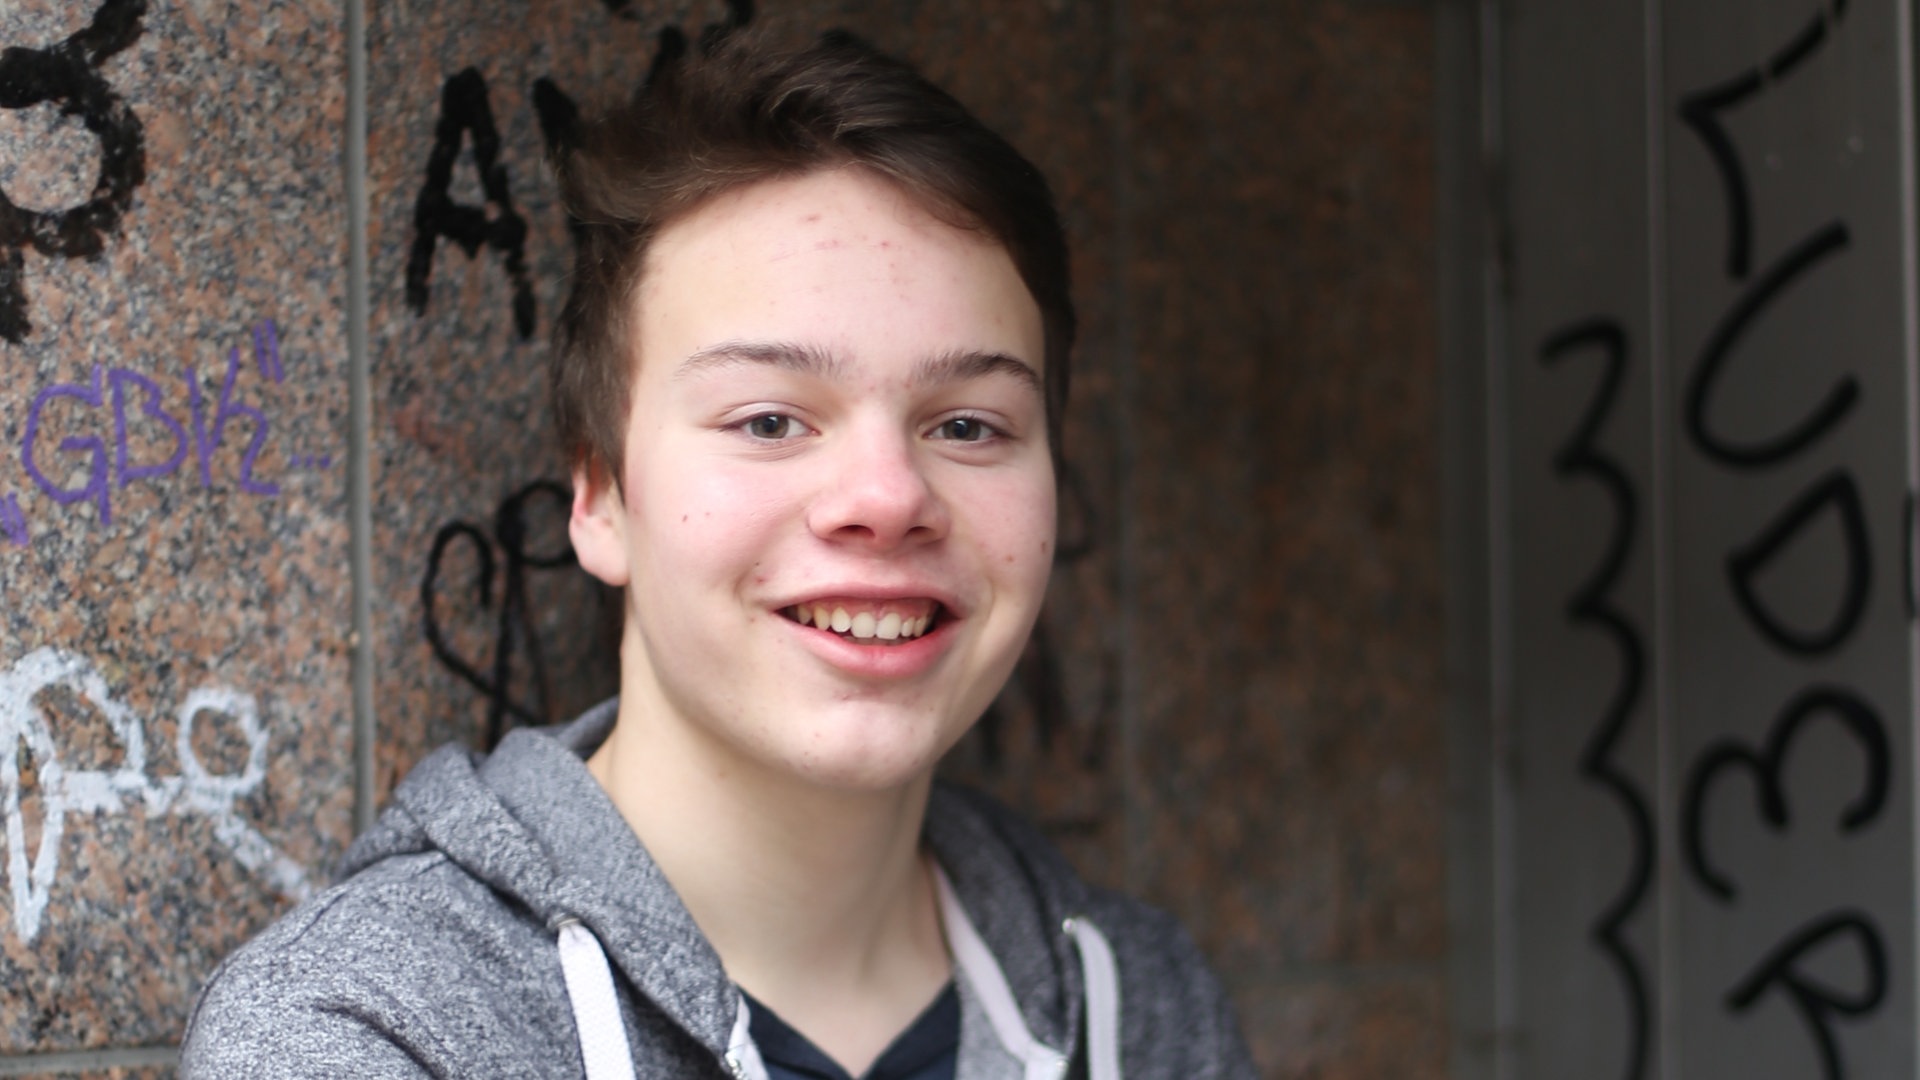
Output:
top-left (742, 983), bottom-right (959, 1080)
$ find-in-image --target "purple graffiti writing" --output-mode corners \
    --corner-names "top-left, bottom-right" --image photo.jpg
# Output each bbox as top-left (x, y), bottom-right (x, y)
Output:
top-left (6, 319), bottom-right (319, 546)
top-left (110, 367), bottom-right (187, 486)
top-left (186, 342), bottom-right (281, 496)
top-left (24, 365), bottom-right (111, 523)
top-left (0, 495), bottom-right (26, 547)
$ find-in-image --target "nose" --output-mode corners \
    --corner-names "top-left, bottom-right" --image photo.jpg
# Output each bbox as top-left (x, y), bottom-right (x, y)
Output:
top-left (806, 425), bottom-right (949, 550)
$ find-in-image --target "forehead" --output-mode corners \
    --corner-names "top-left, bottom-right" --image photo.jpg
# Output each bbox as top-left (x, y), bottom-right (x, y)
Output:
top-left (631, 168), bottom-right (1044, 381)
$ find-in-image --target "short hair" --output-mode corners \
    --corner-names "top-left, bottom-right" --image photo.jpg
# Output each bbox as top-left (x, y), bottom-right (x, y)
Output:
top-left (550, 28), bottom-right (1075, 481)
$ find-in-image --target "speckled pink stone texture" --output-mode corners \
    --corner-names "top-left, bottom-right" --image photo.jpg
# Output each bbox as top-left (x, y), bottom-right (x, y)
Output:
top-left (1117, 1), bottom-right (1445, 1074)
top-left (0, 0), bottom-right (352, 1063)
top-left (361, 0), bottom-right (646, 793)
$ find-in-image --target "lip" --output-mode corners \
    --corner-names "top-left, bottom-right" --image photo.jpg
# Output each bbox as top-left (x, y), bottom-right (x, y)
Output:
top-left (769, 583), bottom-right (964, 680)
top-left (771, 582), bottom-right (966, 618)
top-left (784, 614), bottom-right (955, 679)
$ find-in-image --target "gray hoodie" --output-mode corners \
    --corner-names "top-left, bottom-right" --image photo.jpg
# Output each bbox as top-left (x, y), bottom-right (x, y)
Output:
top-left (180, 702), bottom-right (1257, 1079)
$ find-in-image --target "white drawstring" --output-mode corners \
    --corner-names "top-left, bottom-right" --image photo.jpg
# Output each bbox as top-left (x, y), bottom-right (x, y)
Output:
top-left (558, 881), bottom-right (1124, 1080)
top-left (556, 919), bottom-right (638, 1080)
top-left (726, 996), bottom-right (771, 1080)
top-left (1064, 917), bottom-right (1123, 1080)
top-left (934, 868), bottom-right (1125, 1080)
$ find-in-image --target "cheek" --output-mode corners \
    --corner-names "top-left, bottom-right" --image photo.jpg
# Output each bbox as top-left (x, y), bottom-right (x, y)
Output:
top-left (630, 460), bottom-right (795, 580)
top-left (975, 475), bottom-right (1058, 595)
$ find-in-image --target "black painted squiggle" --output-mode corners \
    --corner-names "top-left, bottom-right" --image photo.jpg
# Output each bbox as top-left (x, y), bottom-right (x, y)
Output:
top-left (1684, 222), bottom-right (1853, 470)
top-left (1681, 685), bottom-right (1888, 901)
top-left (1904, 491), bottom-right (1916, 621)
top-left (1542, 318), bottom-right (1652, 1080)
top-left (420, 480), bottom-right (579, 749)
top-left (1725, 911), bottom-right (1887, 1080)
top-left (0, 0), bottom-right (148, 343)
top-left (1677, 0), bottom-right (1848, 279)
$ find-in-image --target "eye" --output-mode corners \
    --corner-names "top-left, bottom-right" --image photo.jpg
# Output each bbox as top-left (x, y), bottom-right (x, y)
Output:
top-left (930, 415), bottom-right (996, 443)
top-left (741, 413), bottom-right (811, 441)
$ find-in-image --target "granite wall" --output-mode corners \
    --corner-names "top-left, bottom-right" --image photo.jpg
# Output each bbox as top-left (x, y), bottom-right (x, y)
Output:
top-left (0, 0), bottom-right (1442, 1075)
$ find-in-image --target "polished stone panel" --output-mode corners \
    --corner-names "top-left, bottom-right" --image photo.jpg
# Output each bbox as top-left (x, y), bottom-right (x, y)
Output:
top-left (0, 0), bottom-right (352, 1056)
top-left (1123, 0), bottom-right (1446, 1001)
top-left (1242, 979), bottom-right (1449, 1079)
top-left (361, 0), bottom-right (654, 790)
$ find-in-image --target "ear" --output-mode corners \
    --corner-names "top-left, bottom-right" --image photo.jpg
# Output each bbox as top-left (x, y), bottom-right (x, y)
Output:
top-left (570, 458), bottom-right (632, 588)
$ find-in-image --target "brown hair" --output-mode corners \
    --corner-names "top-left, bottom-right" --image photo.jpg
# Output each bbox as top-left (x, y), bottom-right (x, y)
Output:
top-left (550, 28), bottom-right (1075, 481)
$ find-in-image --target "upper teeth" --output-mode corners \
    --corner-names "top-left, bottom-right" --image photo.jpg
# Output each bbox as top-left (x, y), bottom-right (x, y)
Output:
top-left (790, 604), bottom-right (934, 641)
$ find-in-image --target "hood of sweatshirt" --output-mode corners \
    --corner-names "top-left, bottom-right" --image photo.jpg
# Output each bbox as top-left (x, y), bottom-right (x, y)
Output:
top-left (336, 701), bottom-right (1098, 1067)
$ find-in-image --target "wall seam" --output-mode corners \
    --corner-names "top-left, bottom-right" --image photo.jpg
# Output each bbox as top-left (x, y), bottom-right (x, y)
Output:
top-left (1436, 0), bottom-right (1500, 1076)
top-left (0, 1046), bottom-right (179, 1074)
top-left (1642, 0), bottom-right (1674, 1076)
top-left (1901, 0), bottom-right (1920, 1071)
top-left (346, 0), bottom-right (375, 836)
top-left (1477, 1), bottom-right (1515, 1078)
top-left (1109, 0), bottom-right (1142, 896)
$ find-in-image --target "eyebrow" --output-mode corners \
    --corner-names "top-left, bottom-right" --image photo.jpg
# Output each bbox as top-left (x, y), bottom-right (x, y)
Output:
top-left (911, 349), bottom-right (1041, 393)
top-left (676, 340), bottom-right (1041, 392)
top-left (677, 341), bottom-right (845, 380)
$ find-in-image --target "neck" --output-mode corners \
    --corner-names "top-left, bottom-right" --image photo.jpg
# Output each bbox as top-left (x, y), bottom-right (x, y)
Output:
top-left (587, 674), bottom-right (952, 1073)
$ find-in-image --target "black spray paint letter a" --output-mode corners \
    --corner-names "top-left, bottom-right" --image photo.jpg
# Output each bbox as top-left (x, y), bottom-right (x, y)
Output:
top-left (406, 67), bottom-right (535, 339)
top-left (0, 0), bottom-right (148, 344)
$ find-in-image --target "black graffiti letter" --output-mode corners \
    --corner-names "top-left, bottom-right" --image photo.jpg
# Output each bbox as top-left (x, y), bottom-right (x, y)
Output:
top-left (0, 0), bottom-right (148, 343)
top-left (1684, 222), bottom-right (1854, 469)
top-left (1677, 1), bottom-right (1848, 279)
top-left (405, 68), bottom-right (535, 340)
top-left (1725, 911), bottom-right (1886, 1080)
top-left (1682, 685), bottom-right (1888, 902)
top-left (1725, 469), bottom-right (1871, 657)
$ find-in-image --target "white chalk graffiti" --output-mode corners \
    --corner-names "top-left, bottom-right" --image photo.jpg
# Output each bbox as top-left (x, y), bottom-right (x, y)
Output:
top-left (0, 647), bottom-right (312, 941)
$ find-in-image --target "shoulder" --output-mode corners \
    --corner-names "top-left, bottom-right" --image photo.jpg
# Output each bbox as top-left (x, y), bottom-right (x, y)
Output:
top-left (180, 852), bottom-right (579, 1078)
top-left (926, 785), bottom-right (1257, 1078)
top-left (1075, 887), bottom-right (1258, 1078)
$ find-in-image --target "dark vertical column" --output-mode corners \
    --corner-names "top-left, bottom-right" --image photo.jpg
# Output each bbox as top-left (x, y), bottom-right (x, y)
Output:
top-left (1489, 0), bottom-right (1920, 1076)
top-left (1499, 1), bottom-right (1662, 1077)
top-left (1661, 0), bottom-right (1913, 1074)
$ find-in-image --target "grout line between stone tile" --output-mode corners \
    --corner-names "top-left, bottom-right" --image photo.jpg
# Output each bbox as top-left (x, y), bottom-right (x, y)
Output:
top-left (1474, 1), bottom-right (1515, 1077)
top-left (1435, 1), bottom-right (1502, 1077)
top-left (1642, 0), bottom-right (1675, 1075)
top-left (346, 0), bottom-right (376, 836)
top-left (1110, 0), bottom-right (1142, 901)
top-left (0, 1045), bottom-right (178, 1075)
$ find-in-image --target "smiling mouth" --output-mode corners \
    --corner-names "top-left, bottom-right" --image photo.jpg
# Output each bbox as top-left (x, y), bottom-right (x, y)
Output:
top-left (782, 599), bottom-right (943, 645)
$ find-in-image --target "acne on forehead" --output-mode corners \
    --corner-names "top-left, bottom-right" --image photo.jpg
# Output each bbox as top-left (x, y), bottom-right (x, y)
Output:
top-left (632, 170), bottom-right (1043, 384)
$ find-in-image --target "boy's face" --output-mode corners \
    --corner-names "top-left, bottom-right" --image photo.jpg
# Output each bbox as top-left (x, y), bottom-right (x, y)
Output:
top-left (570, 167), bottom-right (1055, 792)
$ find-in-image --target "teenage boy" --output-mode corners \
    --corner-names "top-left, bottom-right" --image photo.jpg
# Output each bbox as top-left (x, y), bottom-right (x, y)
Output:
top-left (184, 30), bottom-right (1255, 1080)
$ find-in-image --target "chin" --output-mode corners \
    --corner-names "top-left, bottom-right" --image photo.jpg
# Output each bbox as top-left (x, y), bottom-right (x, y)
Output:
top-left (773, 710), bottom-right (969, 792)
